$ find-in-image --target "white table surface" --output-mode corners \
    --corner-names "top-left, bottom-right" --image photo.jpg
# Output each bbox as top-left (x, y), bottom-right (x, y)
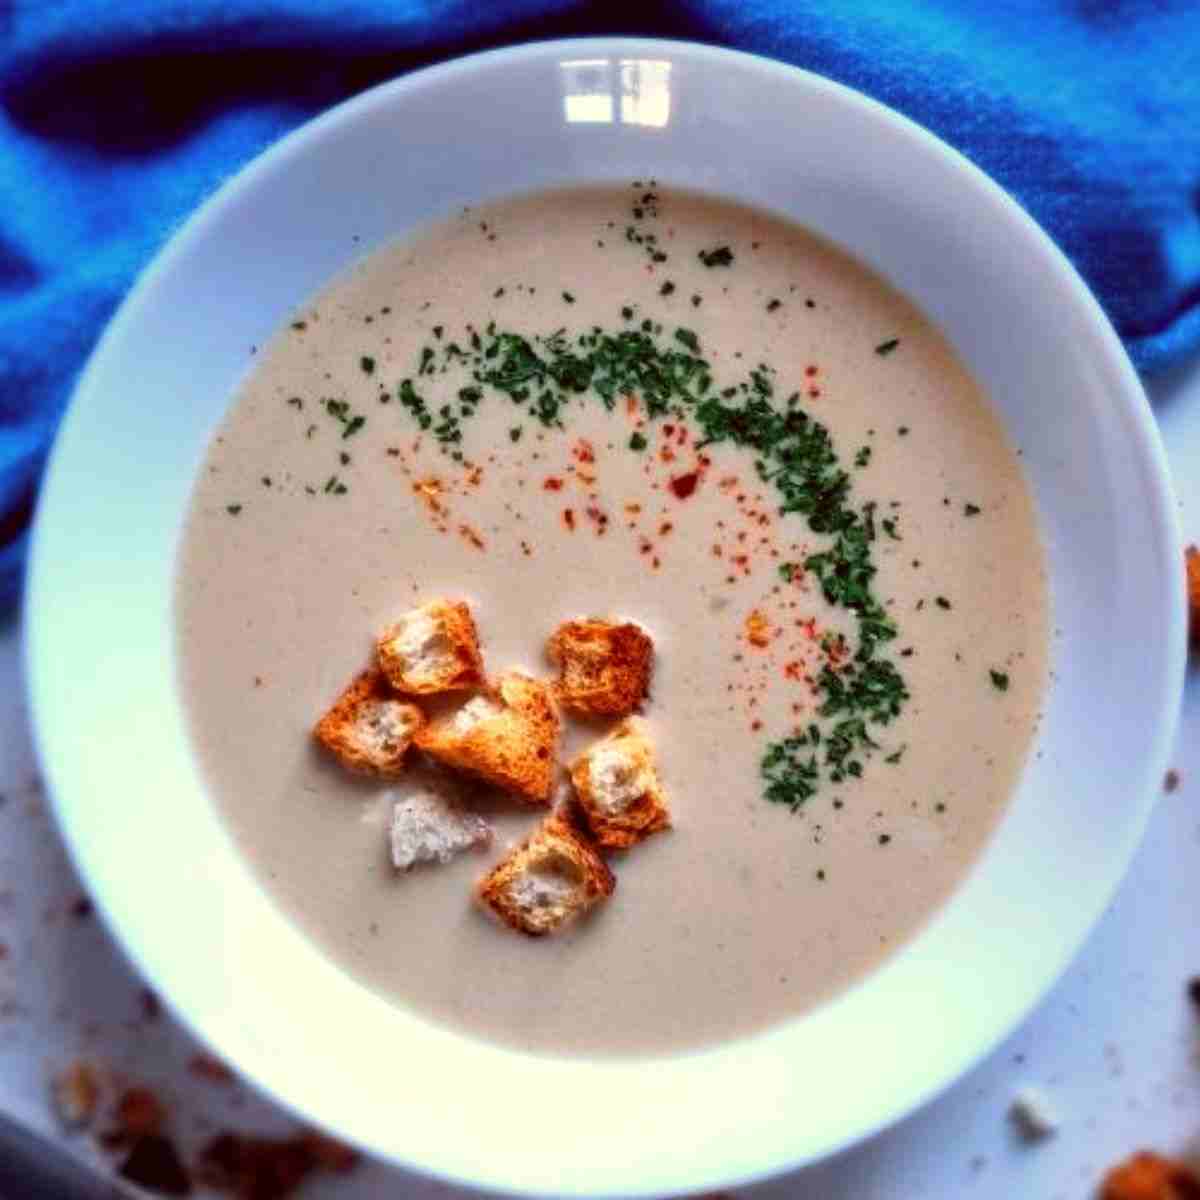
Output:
top-left (2, 358), bottom-right (1198, 1199)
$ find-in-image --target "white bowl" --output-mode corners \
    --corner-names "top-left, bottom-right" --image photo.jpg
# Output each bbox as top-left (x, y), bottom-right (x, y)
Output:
top-left (26, 38), bottom-right (1184, 1197)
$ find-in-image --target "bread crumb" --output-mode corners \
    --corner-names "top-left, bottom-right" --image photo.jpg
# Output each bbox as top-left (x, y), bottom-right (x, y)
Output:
top-left (1100, 1150), bottom-right (1200, 1199)
top-left (1008, 1087), bottom-right (1058, 1141)
top-left (50, 1059), bottom-right (100, 1129)
top-left (1164, 768), bottom-right (1181, 793)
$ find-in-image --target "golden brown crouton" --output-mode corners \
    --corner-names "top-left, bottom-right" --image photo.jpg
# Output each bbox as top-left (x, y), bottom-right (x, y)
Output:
top-left (546, 618), bottom-right (653, 715)
top-left (313, 668), bottom-right (424, 778)
top-left (377, 599), bottom-right (484, 695)
top-left (1187, 546), bottom-right (1200, 647)
top-left (414, 671), bottom-right (560, 803)
top-left (1100, 1151), bottom-right (1200, 1200)
top-left (569, 717), bottom-right (670, 849)
top-left (477, 812), bottom-right (615, 936)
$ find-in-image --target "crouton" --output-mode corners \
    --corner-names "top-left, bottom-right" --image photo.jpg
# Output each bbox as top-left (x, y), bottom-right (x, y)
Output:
top-left (1100, 1151), bottom-right (1200, 1200)
top-left (546, 618), bottom-right (653, 715)
top-left (569, 717), bottom-right (670, 849)
top-left (388, 768), bottom-right (492, 871)
top-left (377, 599), bottom-right (484, 695)
top-left (313, 668), bottom-right (424, 778)
top-left (477, 812), bottom-right (614, 936)
top-left (414, 671), bottom-right (560, 803)
top-left (1187, 546), bottom-right (1200, 647)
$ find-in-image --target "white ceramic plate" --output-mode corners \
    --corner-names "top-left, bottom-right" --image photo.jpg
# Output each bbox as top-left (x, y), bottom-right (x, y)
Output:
top-left (25, 39), bottom-right (1184, 1197)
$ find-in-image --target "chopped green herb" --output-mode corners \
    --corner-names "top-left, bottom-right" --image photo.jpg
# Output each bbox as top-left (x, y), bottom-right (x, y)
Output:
top-left (621, 305), bottom-right (635, 320)
top-left (225, 504), bottom-right (242, 516)
top-left (884, 745), bottom-right (906, 764)
top-left (935, 596), bottom-right (952, 610)
top-left (878, 833), bottom-right (892, 845)
top-left (562, 291), bottom-right (575, 304)
top-left (989, 669), bottom-right (1010, 692)
top-left (339, 451), bottom-right (350, 466)
top-left (359, 356), bottom-right (375, 375)
top-left (660, 281), bottom-right (676, 296)
top-left (779, 562), bottom-right (798, 582)
top-left (509, 426), bottom-right (523, 442)
top-left (897, 425), bottom-right (909, 436)
top-left (674, 328), bottom-right (700, 354)
top-left (854, 446), bottom-right (872, 468)
top-left (691, 294), bottom-right (702, 307)
top-left (881, 517), bottom-right (900, 540)
top-left (286, 396), bottom-right (303, 409)
top-left (766, 298), bottom-right (782, 313)
top-left (698, 245), bottom-right (735, 268)
top-left (629, 431), bottom-right (648, 452)
top-left (875, 338), bottom-right (900, 356)
top-left (964, 503), bottom-right (982, 517)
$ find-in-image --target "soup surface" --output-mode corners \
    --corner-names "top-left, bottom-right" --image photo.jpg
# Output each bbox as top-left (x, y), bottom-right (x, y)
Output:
top-left (176, 186), bottom-right (1048, 1056)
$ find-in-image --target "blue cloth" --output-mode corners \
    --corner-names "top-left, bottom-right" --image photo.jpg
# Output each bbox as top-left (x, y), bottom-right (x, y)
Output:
top-left (3, 1), bottom-right (1198, 610)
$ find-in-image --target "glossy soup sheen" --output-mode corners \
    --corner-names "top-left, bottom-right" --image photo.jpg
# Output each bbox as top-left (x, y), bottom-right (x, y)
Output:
top-left (176, 186), bottom-right (1048, 1056)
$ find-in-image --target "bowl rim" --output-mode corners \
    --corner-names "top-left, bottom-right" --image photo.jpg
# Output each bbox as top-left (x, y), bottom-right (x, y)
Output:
top-left (24, 35), bottom-right (1185, 1197)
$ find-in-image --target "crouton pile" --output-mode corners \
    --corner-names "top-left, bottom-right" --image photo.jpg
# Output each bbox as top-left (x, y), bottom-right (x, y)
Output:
top-left (312, 598), bottom-right (668, 936)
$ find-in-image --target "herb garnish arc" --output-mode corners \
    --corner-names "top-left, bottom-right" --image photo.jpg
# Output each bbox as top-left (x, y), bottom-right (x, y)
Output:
top-left (392, 319), bottom-right (910, 809)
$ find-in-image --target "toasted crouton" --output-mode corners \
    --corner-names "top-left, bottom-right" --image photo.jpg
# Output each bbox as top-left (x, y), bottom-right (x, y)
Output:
top-left (1100, 1151), bottom-right (1200, 1200)
top-left (313, 668), bottom-right (424, 778)
top-left (477, 812), bottom-right (615, 936)
top-left (546, 618), bottom-right (653, 715)
top-left (569, 717), bottom-right (670, 849)
top-left (414, 671), bottom-right (560, 803)
top-left (377, 599), bottom-right (484, 695)
top-left (388, 768), bottom-right (492, 871)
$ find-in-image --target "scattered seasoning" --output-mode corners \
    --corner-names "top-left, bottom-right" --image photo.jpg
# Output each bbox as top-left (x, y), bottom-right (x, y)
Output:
top-left (629, 431), bottom-right (648, 452)
top-left (1188, 976), bottom-right (1200, 1008)
top-left (853, 445), bottom-right (871, 467)
top-left (964, 502), bottom-right (982, 517)
top-left (225, 504), bottom-right (242, 516)
top-left (766, 299), bottom-right (782, 313)
top-left (359, 356), bottom-right (375, 375)
top-left (286, 396), bottom-right (303, 409)
top-left (691, 293), bottom-right (703, 307)
top-left (670, 471), bottom-right (699, 500)
top-left (816, 869), bottom-right (826, 881)
top-left (897, 425), bottom-right (910, 436)
top-left (1164, 768), bottom-right (1181, 793)
top-left (660, 281), bottom-right (676, 296)
top-left (935, 596), bottom-right (952, 610)
top-left (935, 801), bottom-right (947, 813)
top-left (322, 476), bottom-right (348, 496)
top-left (878, 833), bottom-right (891, 845)
top-left (989, 669), bottom-right (1010, 691)
top-left (562, 291), bottom-right (576, 304)
top-left (509, 426), bottom-right (523, 442)
top-left (290, 320), bottom-right (307, 331)
top-left (884, 746), bottom-right (906, 764)
top-left (698, 245), bottom-right (735, 268)
top-left (875, 338), bottom-right (900, 356)
top-left (70, 895), bottom-right (93, 919)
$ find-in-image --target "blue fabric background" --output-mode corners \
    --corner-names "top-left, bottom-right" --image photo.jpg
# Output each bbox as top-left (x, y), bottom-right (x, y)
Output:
top-left (3, 1), bottom-right (1198, 611)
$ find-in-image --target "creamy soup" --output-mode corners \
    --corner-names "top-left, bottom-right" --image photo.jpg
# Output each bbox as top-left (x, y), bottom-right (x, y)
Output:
top-left (176, 186), bottom-right (1048, 1056)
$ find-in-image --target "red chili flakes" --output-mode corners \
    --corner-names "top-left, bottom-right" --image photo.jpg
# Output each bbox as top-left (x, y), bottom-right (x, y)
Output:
top-left (463, 464), bottom-right (483, 488)
top-left (563, 509), bottom-right (576, 532)
top-left (808, 387), bottom-right (821, 399)
top-left (659, 445), bottom-right (676, 463)
top-left (412, 477), bottom-right (446, 515)
top-left (751, 719), bottom-right (764, 732)
top-left (585, 505), bottom-right (609, 535)
top-left (543, 476), bottom-right (564, 491)
top-left (520, 539), bottom-right (532, 557)
top-left (712, 544), bottom-right (723, 558)
top-left (195, 1129), bottom-right (359, 1200)
top-left (784, 660), bottom-right (804, 681)
top-left (572, 438), bottom-right (596, 464)
top-left (626, 394), bottom-right (639, 416)
top-left (624, 502), bottom-right (642, 515)
top-left (670, 471), bottom-right (699, 500)
top-left (745, 610), bottom-right (771, 648)
top-left (651, 556), bottom-right (661, 569)
top-left (639, 538), bottom-right (653, 555)
top-left (458, 524), bottom-right (486, 551)
top-left (805, 365), bottom-right (819, 378)
top-left (659, 521), bottom-right (674, 536)
top-left (718, 475), bottom-right (738, 492)
top-left (663, 424), bottom-right (675, 437)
